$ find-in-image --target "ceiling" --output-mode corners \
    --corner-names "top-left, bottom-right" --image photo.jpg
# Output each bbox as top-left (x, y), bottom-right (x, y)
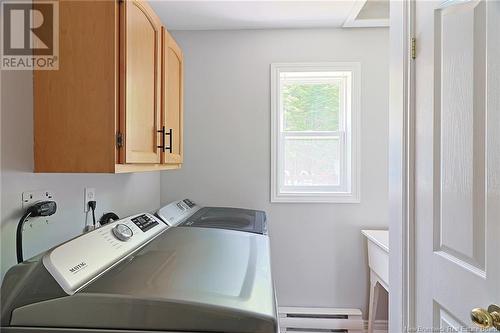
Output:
top-left (149, 0), bottom-right (389, 31)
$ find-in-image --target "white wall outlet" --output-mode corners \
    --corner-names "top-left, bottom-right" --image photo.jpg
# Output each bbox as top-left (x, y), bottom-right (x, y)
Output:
top-left (23, 216), bottom-right (52, 231)
top-left (22, 190), bottom-right (54, 209)
top-left (84, 187), bottom-right (96, 212)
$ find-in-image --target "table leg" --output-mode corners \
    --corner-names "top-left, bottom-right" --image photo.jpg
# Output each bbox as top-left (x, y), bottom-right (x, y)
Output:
top-left (368, 271), bottom-right (381, 333)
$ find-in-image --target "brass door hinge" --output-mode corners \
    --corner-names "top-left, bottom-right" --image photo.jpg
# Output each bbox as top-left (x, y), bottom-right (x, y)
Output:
top-left (116, 132), bottom-right (123, 149)
top-left (411, 37), bottom-right (416, 60)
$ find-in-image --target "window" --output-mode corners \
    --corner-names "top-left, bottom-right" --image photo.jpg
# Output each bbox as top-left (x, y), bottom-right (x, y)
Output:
top-left (271, 63), bottom-right (360, 203)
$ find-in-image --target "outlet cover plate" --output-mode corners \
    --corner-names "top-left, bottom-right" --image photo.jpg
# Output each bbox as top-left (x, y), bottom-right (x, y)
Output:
top-left (22, 190), bottom-right (54, 209)
top-left (84, 188), bottom-right (96, 212)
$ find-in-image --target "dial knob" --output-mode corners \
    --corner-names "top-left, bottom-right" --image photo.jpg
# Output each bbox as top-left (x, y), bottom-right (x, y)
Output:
top-left (112, 224), bottom-right (133, 241)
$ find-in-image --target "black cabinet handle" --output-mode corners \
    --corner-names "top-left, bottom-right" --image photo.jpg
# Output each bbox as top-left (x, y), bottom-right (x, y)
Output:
top-left (157, 126), bottom-right (166, 152)
top-left (157, 127), bottom-right (173, 153)
top-left (165, 128), bottom-right (173, 154)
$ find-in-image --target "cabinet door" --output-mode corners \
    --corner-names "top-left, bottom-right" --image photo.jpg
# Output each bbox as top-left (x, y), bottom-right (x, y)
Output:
top-left (120, 0), bottom-right (162, 164)
top-left (161, 29), bottom-right (184, 164)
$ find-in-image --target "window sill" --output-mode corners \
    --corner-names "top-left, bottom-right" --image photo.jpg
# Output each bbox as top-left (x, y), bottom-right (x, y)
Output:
top-left (271, 192), bottom-right (360, 204)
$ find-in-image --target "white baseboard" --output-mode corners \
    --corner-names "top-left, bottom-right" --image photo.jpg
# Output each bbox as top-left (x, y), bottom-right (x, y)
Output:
top-left (279, 307), bottom-right (364, 332)
top-left (278, 306), bottom-right (388, 333)
top-left (364, 319), bottom-right (388, 333)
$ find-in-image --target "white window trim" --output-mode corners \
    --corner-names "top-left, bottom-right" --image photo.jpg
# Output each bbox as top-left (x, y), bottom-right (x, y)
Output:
top-left (270, 62), bottom-right (361, 203)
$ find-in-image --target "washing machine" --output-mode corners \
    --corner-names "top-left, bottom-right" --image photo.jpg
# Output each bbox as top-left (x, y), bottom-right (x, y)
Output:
top-left (1, 210), bottom-right (277, 333)
top-left (156, 199), bottom-right (267, 235)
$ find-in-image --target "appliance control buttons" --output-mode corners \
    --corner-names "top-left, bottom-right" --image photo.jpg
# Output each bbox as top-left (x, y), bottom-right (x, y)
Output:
top-left (112, 223), bottom-right (133, 241)
top-left (183, 199), bottom-right (195, 208)
top-left (131, 214), bottom-right (159, 232)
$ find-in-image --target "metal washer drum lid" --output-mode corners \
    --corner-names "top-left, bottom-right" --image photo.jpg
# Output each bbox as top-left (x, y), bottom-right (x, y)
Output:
top-left (180, 207), bottom-right (268, 235)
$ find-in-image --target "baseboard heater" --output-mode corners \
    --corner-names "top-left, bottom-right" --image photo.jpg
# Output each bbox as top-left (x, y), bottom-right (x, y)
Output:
top-left (279, 307), bottom-right (364, 333)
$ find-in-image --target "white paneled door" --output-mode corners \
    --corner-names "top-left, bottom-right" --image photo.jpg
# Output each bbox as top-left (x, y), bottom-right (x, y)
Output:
top-left (414, 0), bottom-right (500, 332)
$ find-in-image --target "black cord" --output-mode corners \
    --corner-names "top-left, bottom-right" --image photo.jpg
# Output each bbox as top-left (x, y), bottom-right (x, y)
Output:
top-left (99, 212), bottom-right (119, 226)
top-left (88, 201), bottom-right (97, 227)
top-left (16, 211), bottom-right (32, 264)
top-left (16, 201), bottom-right (56, 263)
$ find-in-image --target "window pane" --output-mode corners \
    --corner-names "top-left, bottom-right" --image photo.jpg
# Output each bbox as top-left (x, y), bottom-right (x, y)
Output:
top-left (283, 137), bottom-right (340, 187)
top-left (282, 82), bottom-right (341, 131)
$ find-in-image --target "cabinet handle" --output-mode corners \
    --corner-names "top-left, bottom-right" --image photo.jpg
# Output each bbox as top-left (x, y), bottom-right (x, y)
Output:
top-left (165, 128), bottom-right (173, 154)
top-left (157, 126), bottom-right (166, 152)
top-left (157, 127), bottom-right (173, 153)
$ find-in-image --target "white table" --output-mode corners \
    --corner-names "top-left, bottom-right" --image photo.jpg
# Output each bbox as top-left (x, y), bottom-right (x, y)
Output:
top-left (361, 230), bottom-right (389, 333)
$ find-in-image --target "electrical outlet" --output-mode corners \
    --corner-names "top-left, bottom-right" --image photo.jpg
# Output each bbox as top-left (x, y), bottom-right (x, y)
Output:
top-left (22, 190), bottom-right (54, 209)
top-left (84, 188), bottom-right (96, 212)
top-left (23, 217), bottom-right (52, 231)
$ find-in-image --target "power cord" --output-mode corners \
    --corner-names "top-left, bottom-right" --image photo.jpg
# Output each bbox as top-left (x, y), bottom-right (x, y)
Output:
top-left (99, 212), bottom-right (119, 226)
top-left (16, 211), bottom-right (32, 263)
top-left (16, 201), bottom-right (57, 263)
top-left (88, 200), bottom-right (97, 228)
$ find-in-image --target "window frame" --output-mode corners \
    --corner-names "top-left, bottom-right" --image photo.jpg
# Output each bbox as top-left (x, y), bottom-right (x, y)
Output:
top-left (270, 62), bottom-right (361, 203)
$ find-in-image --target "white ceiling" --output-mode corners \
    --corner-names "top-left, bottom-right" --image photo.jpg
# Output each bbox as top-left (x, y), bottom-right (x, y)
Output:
top-left (149, 1), bottom-right (388, 31)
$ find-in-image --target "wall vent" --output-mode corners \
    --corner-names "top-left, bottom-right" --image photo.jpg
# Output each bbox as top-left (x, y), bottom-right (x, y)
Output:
top-left (279, 307), bottom-right (363, 333)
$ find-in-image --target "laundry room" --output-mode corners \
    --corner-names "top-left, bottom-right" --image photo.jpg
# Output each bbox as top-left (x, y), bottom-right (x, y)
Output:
top-left (1, 1), bottom-right (390, 332)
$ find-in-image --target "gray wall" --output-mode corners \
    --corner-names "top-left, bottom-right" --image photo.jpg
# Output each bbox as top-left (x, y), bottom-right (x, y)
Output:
top-left (1, 27), bottom-right (389, 318)
top-left (160, 28), bottom-right (389, 315)
top-left (0, 70), bottom-right (161, 279)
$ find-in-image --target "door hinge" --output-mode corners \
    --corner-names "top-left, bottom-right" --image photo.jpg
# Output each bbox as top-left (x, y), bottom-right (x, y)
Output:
top-left (116, 132), bottom-right (123, 149)
top-left (411, 37), bottom-right (416, 60)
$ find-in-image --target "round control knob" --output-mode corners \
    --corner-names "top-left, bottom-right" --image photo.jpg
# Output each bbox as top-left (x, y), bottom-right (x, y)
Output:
top-left (112, 224), bottom-right (133, 241)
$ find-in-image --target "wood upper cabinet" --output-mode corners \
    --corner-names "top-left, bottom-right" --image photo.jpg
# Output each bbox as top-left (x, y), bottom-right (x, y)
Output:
top-left (34, 0), bottom-right (118, 173)
top-left (33, 0), bottom-right (183, 173)
top-left (120, 0), bottom-right (162, 164)
top-left (161, 28), bottom-right (184, 164)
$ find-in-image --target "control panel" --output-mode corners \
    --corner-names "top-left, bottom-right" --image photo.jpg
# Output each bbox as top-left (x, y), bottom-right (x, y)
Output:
top-left (131, 214), bottom-right (159, 232)
top-left (156, 198), bottom-right (199, 226)
top-left (43, 213), bottom-right (167, 295)
top-left (182, 198), bottom-right (196, 208)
